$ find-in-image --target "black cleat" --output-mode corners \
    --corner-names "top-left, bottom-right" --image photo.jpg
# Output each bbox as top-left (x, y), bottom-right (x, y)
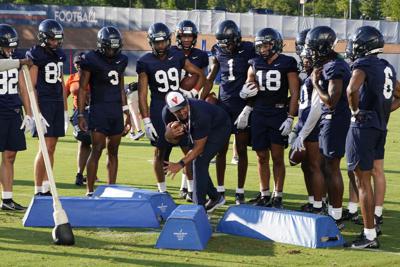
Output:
top-left (1, 199), bottom-right (26, 211)
top-left (375, 215), bottom-right (383, 225)
top-left (300, 202), bottom-right (314, 212)
top-left (312, 207), bottom-right (325, 215)
top-left (179, 188), bottom-right (188, 199)
top-left (186, 192), bottom-right (193, 203)
top-left (218, 191), bottom-right (225, 198)
top-left (41, 191), bottom-right (52, 196)
top-left (335, 218), bottom-right (345, 230)
top-left (270, 197), bottom-right (283, 209)
top-left (342, 208), bottom-right (362, 224)
top-left (235, 193), bottom-right (245, 205)
top-left (248, 192), bottom-right (262, 204)
top-left (253, 195), bottom-right (271, 207)
top-left (86, 192), bottom-right (93, 197)
top-left (75, 173), bottom-right (84, 186)
top-left (205, 194), bottom-right (225, 213)
top-left (344, 235), bottom-right (380, 249)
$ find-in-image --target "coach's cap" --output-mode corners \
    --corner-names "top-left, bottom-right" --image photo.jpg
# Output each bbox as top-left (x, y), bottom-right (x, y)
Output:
top-left (166, 91), bottom-right (188, 112)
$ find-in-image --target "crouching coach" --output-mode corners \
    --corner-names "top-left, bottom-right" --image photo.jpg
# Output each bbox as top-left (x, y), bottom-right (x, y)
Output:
top-left (163, 91), bottom-right (230, 212)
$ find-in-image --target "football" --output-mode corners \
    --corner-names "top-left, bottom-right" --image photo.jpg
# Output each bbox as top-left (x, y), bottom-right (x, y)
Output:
top-left (180, 74), bottom-right (199, 91)
top-left (205, 92), bottom-right (218, 104)
top-left (289, 147), bottom-right (306, 166)
top-left (166, 121), bottom-right (184, 144)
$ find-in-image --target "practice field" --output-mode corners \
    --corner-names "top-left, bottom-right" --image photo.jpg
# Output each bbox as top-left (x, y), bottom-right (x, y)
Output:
top-left (1, 81), bottom-right (400, 266)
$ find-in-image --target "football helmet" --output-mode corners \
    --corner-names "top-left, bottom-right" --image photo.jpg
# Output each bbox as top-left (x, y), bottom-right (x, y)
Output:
top-left (147, 22), bottom-right (171, 57)
top-left (0, 24), bottom-right (18, 58)
top-left (345, 26), bottom-right (384, 61)
top-left (38, 19), bottom-right (63, 50)
top-left (295, 28), bottom-right (310, 57)
top-left (304, 26), bottom-right (337, 67)
top-left (255, 28), bottom-right (283, 59)
top-left (215, 20), bottom-right (241, 54)
top-left (97, 26), bottom-right (123, 58)
top-left (176, 20), bottom-right (198, 50)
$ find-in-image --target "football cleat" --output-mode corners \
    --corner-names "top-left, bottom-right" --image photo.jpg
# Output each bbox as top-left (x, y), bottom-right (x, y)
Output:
top-left (335, 218), bottom-right (345, 231)
top-left (248, 192), bottom-right (262, 204)
top-left (344, 234), bottom-right (380, 249)
top-left (130, 130), bottom-right (145, 141)
top-left (375, 215), bottom-right (383, 225)
top-left (41, 191), bottom-right (52, 196)
top-left (75, 173), bottom-right (84, 186)
top-left (186, 192), bottom-right (193, 203)
top-left (300, 202), bottom-right (314, 212)
top-left (235, 193), bottom-right (245, 205)
top-left (205, 194), bottom-right (225, 213)
top-left (253, 195), bottom-right (271, 207)
top-left (1, 199), bottom-right (26, 211)
top-left (270, 197), bottom-right (283, 209)
top-left (230, 156), bottom-right (239, 165)
top-left (342, 208), bottom-right (362, 224)
top-left (179, 188), bottom-right (188, 199)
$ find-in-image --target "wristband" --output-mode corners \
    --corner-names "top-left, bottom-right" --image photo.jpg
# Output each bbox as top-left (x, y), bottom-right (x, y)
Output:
top-left (77, 113), bottom-right (85, 118)
top-left (287, 114), bottom-right (294, 119)
top-left (122, 105), bottom-right (129, 112)
top-left (178, 159), bottom-right (185, 168)
top-left (351, 108), bottom-right (360, 116)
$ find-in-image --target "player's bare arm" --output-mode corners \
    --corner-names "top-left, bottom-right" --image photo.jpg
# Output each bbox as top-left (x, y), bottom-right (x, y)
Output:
top-left (287, 72), bottom-right (300, 117)
top-left (346, 68), bottom-right (366, 112)
top-left (138, 72), bottom-right (149, 118)
top-left (200, 56), bottom-right (220, 100)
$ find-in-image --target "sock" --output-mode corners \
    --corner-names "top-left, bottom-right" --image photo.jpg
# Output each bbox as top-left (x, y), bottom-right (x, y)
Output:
top-left (236, 188), bottom-right (244, 194)
top-left (313, 201), bottom-right (322, 209)
top-left (322, 197), bottom-right (327, 203)
top-left (34, 186), bottom-right (43, 194)
top-left (364, 228), bottom-right (377, 241)
top-left (2, 191), bottom-right (12, 200)
top-left (348, 202), bottom-right (358, 214)
top-left (273, 191), bottom-right (283, 198)
top-left (42, 180), bottom-right (50, 193)
top-left (261, 190), bottom-right (271, 197)
top-left (157, 182), bottom-right (167, 192)
top-left (187, 180), bottom-right (194, 193)
top-left (331, 207), bottom-right (343, 220)
top-left (180, 174), bottom-right (187, 190)
top-left (217, 186), bottom-right (225, 193)
top-left (328, 205), bottom-right (333, 216)
top-left (308, 196), bottom-right (314, 204)
top-left (375, 206), bottom-right (383, 217)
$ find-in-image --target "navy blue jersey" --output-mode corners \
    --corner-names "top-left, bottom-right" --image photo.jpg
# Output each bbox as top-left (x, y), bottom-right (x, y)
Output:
top-left (320, 57), bottom-right (351, 116)
top-left (249, 54), bottom-right (298, 111)
top-left (211, 41), bottom-right (255, 102)
top-left (351, 56), bottom-right (397, 130)
top-left (80, 50), bottom-right (128, 104)
top-left (137, 48), bottom-right (186, 101)
top-left (26, 45), bottom-right (66, 102)
top-left (298, 74), bottom-right (313, 118)
top-left (170, 46), bottom-right (209, 70)
top-left (162, 99), bottom-right (228, 143)
top-left (0, 52), bottom-right (23, 117)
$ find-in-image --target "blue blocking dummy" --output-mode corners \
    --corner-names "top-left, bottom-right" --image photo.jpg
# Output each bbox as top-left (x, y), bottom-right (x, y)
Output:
top-left (156, 205), bottom-right (212, 250)
top-left (23, 196), bottom-right (160, 228)
top-left (217, 205), bottom-right (344, 248)
top-left (93, 185), bottom-right (176, 221)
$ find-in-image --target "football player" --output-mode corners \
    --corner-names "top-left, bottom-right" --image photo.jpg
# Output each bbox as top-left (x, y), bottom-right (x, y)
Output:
top-left (202, 20), bottom-right (255, 204)
top-left (171, 20), bottom-right (209, 201)
top-left (345, 26), bottom-right (399, 248)
top-left (303, 26), bottom-right (351, 228)
top-left (65, 53), bottom-right (91, 186)
top-left (241, 28), bottom-right (299, 208)
top-left (137, 22), bottom-right (205, 193)
top-left (78, 26), bottom-right (130, 196)
top-left (0, 24), bottom-right (34, 210)
top-left (26, 19), bottom-right (69, 196)
top-left (290, 29), bottom-right (325, 213)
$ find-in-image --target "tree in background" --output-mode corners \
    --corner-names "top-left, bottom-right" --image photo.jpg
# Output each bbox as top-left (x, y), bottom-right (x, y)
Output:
top-left (360, 0), bottom-right (382, 20)
top-left (381, 0), bottom-right (400, 20)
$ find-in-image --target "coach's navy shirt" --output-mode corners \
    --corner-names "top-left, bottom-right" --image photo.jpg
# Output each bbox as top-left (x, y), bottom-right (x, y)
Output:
top-left (162, 99), bottom-right (229, 143)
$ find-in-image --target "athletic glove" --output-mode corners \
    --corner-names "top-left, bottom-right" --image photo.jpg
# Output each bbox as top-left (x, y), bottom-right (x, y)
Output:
top-left (279, 116), bottom-right (294, 136)
top-left (143, 117), bottom-right (158, 142)
top-left (64, 111), bottom-right (69, 134)
top-left (234, 105), bottom-right (253, 130)
top-left (239, 82), bottom-right (258, 99)
top-left (33, 113), bottom-right (50, 134)
top-left (292, 135), bottom-right (305, 152)
top-left (20, 115), bottom-right (35, 134)
top-left (179, 88), bottom-right (198, 99)
top-left (288, 130), bottom-right (298, 146)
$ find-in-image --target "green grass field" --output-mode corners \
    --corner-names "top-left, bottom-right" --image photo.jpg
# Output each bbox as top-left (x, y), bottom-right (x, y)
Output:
top-left (1, 79), bottom-right (400, 266)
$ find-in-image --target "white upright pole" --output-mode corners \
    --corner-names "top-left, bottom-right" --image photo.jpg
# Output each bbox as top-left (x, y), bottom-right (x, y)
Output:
top-left (349, 0), bottom-right (352, 19)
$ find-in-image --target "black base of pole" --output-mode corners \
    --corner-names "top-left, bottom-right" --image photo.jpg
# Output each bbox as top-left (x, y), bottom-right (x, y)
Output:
top-left (52, 223), bottom-right (75, 245)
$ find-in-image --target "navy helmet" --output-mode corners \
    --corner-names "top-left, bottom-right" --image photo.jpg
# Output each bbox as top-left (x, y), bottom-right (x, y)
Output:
top-left (38, 19), bottom-right (64, 49)
top-left (215, 20), bottom-right (241, 54)
top-left (0, 24), bottom-right (18, 58)
top-left (304, 26), bottom-right (337, 67)
top-left (97, 26), bottom-right (123, 58)
top-left (255, 28), bottom-right (283, 59)
top-left (176, 20), bottom-right (198, 50)
top-left (147, 22), bottom-right (171, 57)
top-left (345, 26), bottom-right (384, 61)
top-left (295, 28), bottom-right (310, 57)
